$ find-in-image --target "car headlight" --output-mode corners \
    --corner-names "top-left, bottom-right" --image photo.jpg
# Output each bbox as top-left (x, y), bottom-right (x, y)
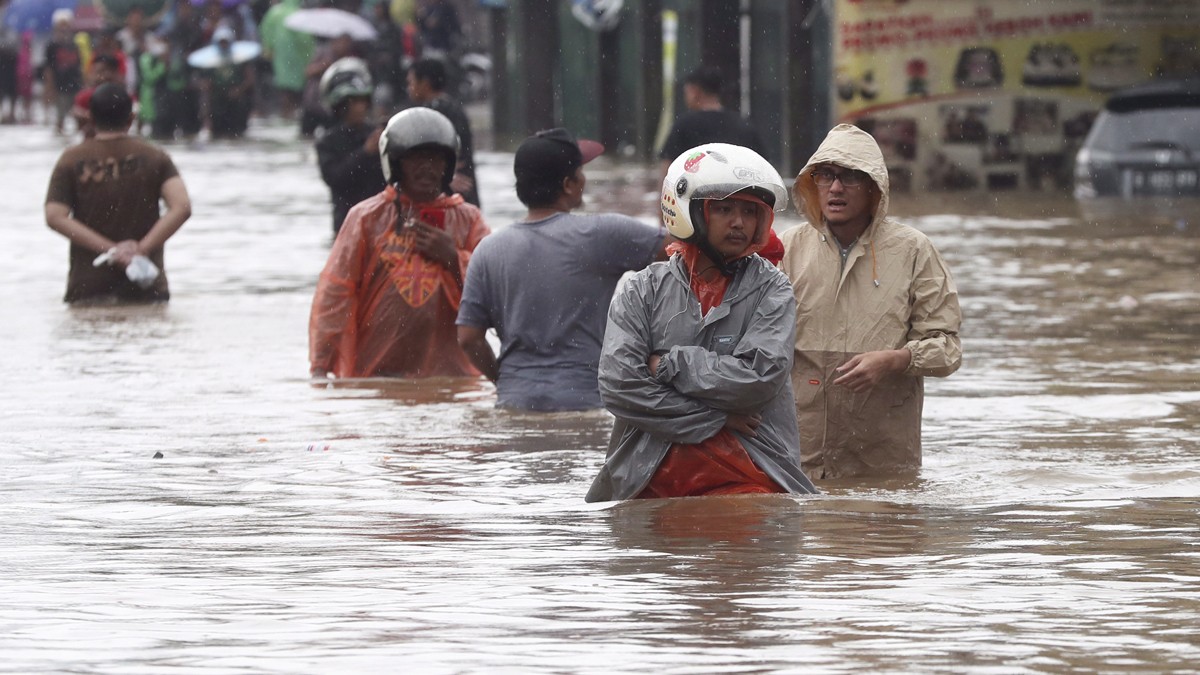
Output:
top-left (1073, 148), bottom-right (1108, 199)
top-left (1075, 148), bottom-right (1091, 172)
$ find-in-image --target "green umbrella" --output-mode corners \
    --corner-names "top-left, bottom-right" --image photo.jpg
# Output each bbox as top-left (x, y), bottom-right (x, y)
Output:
top-left (94, 0), bottom-right (169, 24)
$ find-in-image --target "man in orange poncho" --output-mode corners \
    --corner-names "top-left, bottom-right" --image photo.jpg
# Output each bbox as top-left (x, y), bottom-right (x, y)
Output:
top-left (309, 107), bottom-right (490, 379)
top-left (586, 143), bottom-right (817, 501)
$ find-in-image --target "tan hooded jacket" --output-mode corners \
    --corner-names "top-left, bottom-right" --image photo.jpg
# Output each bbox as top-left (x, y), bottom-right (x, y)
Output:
top-left (779, 124), bottom-right (962, 479)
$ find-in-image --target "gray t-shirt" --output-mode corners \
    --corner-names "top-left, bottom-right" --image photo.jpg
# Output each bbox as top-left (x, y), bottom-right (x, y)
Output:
top-left (457, 212), bottom-right (666, 411)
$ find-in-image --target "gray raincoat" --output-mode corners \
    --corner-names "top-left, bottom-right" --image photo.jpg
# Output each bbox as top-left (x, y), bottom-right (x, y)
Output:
top-left (585, 254), bottom-right (818, 502)
top-left (779, 124), bottom-right (962, 479)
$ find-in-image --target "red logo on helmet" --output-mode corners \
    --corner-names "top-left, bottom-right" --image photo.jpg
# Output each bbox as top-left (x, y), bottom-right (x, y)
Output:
top-left (683, 152), bottom-right (706, 173)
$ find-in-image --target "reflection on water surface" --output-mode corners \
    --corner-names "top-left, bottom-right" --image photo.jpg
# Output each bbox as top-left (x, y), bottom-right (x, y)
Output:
top-left (1, 124), bottom-right (1197, 672)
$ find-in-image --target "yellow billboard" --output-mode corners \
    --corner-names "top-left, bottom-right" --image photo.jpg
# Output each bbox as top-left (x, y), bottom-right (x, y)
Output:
top-left (832, 0), bottom-right (1200, 192)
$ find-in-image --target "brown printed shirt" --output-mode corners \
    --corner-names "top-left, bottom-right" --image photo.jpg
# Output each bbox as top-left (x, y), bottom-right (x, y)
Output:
top-left (46, 136), bottom-right (180, 302)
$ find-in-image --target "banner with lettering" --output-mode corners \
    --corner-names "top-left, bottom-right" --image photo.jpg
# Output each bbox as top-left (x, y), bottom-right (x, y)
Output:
top-left (833, 0), bottom-right (1200, 192)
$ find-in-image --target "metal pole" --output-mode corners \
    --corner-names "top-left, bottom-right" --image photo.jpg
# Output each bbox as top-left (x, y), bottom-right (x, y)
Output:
top-left (739, 0), bottom-right (751, 115)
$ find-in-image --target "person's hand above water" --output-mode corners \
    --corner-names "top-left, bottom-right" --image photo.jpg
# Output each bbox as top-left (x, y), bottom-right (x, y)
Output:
top-left (833, 349), bottom-right (911, 393)
top-left (109, 239), bottom-right (141, 266)
top-left (410, 222), bottom-right (457, 269)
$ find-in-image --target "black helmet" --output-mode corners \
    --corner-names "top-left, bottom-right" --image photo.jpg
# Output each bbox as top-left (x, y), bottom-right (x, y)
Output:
top-left (378, 107), bottom-right (459, 191)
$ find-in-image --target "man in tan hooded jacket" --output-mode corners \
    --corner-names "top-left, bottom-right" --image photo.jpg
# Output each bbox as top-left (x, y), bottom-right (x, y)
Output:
top-left (779, 124), bottom-right (962, 479)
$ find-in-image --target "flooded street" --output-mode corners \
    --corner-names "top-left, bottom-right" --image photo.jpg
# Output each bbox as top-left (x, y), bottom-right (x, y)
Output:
top-left (2, 122), bottom-right (1198, 672)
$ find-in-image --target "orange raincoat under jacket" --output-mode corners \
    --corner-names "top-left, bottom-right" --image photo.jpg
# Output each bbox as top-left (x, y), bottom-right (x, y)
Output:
top-left (309, 187), bottom-right (490, 378)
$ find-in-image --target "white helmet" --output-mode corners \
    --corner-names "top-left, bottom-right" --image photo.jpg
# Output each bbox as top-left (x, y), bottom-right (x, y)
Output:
top-left (319, 57), bottom-right (373, 112)
top-left (379, 107), bottom-right (460, 188)
top-left (660, 143), bottom-right (788, 241)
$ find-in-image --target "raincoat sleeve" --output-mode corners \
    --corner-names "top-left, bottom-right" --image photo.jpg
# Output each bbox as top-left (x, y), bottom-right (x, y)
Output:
top-left (903, 242), bottom-right (962, 378)
top-left (656, 274), bottom-right (796, 412)
top-left (308, 210), bottom-right (369, 374)
top-left (440, 206), bottom-right (490, 311)
top-left (599, 277), bottom-right (728, 445)
top-left (457, 208), bottom-right (490, 286)
top-left (259, 5), bottom-right (286, 59)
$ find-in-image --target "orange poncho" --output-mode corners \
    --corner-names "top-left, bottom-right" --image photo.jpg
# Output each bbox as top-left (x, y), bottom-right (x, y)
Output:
top-left (309, 187), bottom-right (490, 378)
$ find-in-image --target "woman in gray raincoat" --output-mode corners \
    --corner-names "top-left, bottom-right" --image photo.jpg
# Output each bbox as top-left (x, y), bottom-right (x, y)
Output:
top-left (779, 124), bottom-right (962, 480)
top-left (586, 144), bottom-right (817, 502)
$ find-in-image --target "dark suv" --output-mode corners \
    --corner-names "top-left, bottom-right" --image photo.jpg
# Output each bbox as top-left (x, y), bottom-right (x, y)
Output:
top-left (1074, 79), bottom-right (1200, 198)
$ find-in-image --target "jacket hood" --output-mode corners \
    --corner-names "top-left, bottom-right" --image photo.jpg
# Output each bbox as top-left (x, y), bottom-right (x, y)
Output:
top-left (793, 124), bottom-right (890, 235)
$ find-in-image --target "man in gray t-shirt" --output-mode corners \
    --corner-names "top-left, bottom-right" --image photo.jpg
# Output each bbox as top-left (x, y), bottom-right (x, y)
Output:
top-left (457, 128), bottom-right (666, 411)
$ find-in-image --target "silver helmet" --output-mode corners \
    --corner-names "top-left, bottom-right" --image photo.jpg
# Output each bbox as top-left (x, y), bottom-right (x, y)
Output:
top-left (379, 107), bottom-right (460, 189)
top-left (318, 57), bottom-right (373, 112)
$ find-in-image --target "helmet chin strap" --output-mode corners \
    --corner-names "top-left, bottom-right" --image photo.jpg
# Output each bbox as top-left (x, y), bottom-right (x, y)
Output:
top-left (694, 235), bottom-right (740, 277)
top-left (686, 201), bottom-right (735, 277)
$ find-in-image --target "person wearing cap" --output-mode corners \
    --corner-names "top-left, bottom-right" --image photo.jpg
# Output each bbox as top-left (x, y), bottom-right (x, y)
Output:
top-left (779, 124), bottom-right (962, 480)
top-left (315, 57), bottom-right (386, 234)
top-left (455, 128), bottom-right (668, 412)
top-left (44, 83), bottom-right (192, 304)
top-left (309, 107), bottom-right (490, 379)
top-left (407, 58), bottom-right (478, 207)
top-left (584, 143), bottom-right (817, 501)
top-left (42, 10), bottom-right (84, 134)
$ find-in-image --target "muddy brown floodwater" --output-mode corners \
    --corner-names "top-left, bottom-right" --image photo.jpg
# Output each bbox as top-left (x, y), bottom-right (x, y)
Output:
top-left (1, 122), bottom-right (1197, 672)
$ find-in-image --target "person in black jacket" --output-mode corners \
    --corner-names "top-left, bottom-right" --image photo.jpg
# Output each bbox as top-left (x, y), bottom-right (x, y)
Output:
top-left (315, 57), bottom-right (386, 234)
top-left (657, 65), bottom-right (767, 182)
top-left (407, 58), bottom-right (478, 207)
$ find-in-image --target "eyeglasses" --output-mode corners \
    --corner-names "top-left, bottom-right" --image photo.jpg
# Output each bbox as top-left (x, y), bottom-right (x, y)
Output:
top-left (811, 168), bottom-right (869, 188)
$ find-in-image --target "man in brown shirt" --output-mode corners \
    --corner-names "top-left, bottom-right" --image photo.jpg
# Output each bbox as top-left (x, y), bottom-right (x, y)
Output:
top-left (45, 83), bottom-right (192, 303)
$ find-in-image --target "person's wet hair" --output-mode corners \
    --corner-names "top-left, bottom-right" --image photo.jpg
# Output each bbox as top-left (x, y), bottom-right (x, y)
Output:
top-left (513, 129), bottom-right (594, 208)
top-left (410, 58), bottom-right (448, 93)
top-left (515, 175), bottom-right (565, 209)
top-left (90, 83), bottom-right (133, 131)
top-left (91, 53), bottom-right (121, 73)
top-left (683, 65), bottom-right (723, 96)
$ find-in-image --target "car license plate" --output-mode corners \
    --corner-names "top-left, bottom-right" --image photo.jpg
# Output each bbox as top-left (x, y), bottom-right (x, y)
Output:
top-left (1127, 169), bottom-right (1200, 195)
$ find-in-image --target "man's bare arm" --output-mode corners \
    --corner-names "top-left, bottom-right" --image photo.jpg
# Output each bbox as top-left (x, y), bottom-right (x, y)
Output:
top-left (139, 176), bottom-right (191, 254)
top-left (457, 324), bottom-right (499, 382)
top-left (45, 202), bottom-right (116, 255)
